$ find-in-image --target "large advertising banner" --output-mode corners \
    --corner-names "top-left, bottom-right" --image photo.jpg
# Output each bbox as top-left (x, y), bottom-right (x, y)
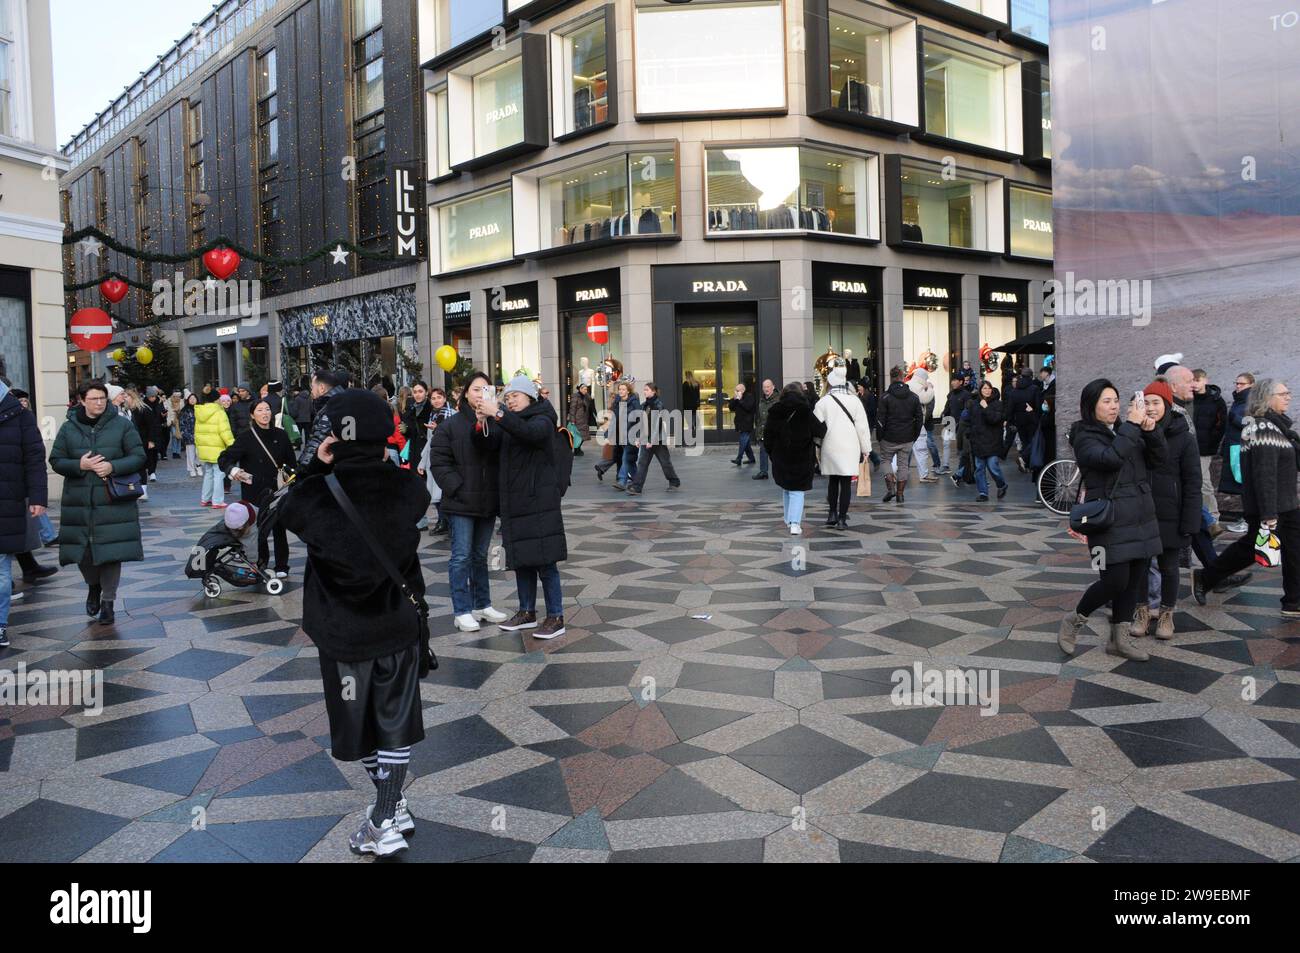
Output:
top-left (1052, 0), bottom-right (1300, 435)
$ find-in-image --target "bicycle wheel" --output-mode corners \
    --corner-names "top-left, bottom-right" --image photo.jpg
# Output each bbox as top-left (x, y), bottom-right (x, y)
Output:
top-left (1038, 459), bottom-right (1080, 516)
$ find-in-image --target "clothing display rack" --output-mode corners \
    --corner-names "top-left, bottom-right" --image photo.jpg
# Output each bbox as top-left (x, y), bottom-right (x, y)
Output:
top-left (709, 202), bottom-right (833, 232)
top-left (837, 78), bottom-right (884, 117)
top-left (552, 204), bottom-right (676, 246)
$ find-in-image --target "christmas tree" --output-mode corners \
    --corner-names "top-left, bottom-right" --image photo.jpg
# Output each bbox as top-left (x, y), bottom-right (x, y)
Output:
top-left (115, 326), bottom-right (183, 394)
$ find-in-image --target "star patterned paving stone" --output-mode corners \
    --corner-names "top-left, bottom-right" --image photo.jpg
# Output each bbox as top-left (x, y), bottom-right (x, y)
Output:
top-left (3, 460), bottom-right (1300, 863)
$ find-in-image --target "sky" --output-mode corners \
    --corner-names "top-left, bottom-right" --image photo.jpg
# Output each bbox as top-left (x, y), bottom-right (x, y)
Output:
top-left (51, 0), bottom-right (219, 148)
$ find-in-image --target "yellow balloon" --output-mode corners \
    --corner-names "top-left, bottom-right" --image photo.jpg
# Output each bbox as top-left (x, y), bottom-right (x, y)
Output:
top-left (435, 344), bottom-right (458, 372)
top-left (135, 346), bottom-right (153, 365)
top-left (110, 348), bottom-right (125, 362)
top-left (241, 347), bottom-right (250, 360)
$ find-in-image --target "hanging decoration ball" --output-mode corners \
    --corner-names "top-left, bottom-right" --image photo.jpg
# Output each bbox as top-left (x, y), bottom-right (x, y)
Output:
top-left (99, 278), bottom-right (129, 303)
top-left (110, 347), bottom-right (126, 362)
top-left (70, 308), bottom-right (115, 352)
top-left (135, 346), bottom-right (153, 365)
top-left (202, 247), bottom-right (241, 280)
top-left (242, 347), bottom-right (250, 360)
top-left (435, 345), bottom-right (458, 372)
top-left (586, 312), bottom-right (609, 346)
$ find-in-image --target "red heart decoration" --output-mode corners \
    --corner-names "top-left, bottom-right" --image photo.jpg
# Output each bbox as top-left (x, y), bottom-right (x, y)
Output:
top-left (203, 247), bottom-right (241, 280)
top-left (99, 278), bottom-right (128, 303)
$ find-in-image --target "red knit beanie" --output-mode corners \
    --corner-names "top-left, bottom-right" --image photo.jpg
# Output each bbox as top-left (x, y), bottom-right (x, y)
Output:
top-left (1143, 380), bottom-right (1174, 410)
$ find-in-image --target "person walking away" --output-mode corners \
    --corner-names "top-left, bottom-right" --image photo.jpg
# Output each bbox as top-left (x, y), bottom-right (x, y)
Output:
top-left (764, 382), bottom-right (826, 535)
top-left (1133, 380), bottom-right (1200, 641)
top-left (276, 389), bottom-right (429, 857)
top-left (180, 393), bottom-right (199, 476)
top-left (262, 380), bottom-right (284, 418)
top-left (195, 391), bottom-right (235, 508)
top-left (626, 381), bottom-right (681, 495)
top-left (752, 379), bottom-right (777, 480)
top-left (1191, 369), bottom-right (1227, 531)
top-left (728, 382), bottom-right (758, 466)
top-left (1003, 368), bottom-right (1041, 474)
top-left (1193, 378), bottom-right (1300, 616)
top-left (968, 381), bottom-right (1009, 501)
top-left (1057, 380), bottom-right (1165, 661)
top-left (427, 372), bottom-right (508, 631)
top-left (1216, 372), bottom-right (1253, 533)
top-left (908, 368), bottom-right (940, 481)
top-left (940, 375), bottom-right (970, 476)
top-left (48, 380), bottom-right (147, 627)
top-left (855, 379), bottom-right (881, 469)
top-left (297, 368), bottom-right (348, 474)
top-left (814, 357), bottom-right (873, 529)
top-left (219, 399), bottom-right (296, 577)
top-left (879, 367), bottom-right (923, 504)
top-left (0, 376), bottom-right (48, 648)
top-left (567, 384), bottom-right (592, 457)
top-left (478, 376), bottom-right (568, 639)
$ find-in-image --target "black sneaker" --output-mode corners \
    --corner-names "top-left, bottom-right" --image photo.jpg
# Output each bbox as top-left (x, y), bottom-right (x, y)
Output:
top-left (753, 472), bottom-right (768, 480)
top-left (950, 473), bottom-right (961, 488)
top-left (86, 584), bottom-right (102, 617)
top-left (824, 512), bottom-right (838, 528)
top-left (976, 494), bottom-right (989, 502)
top-left (1191, 569), bottom-right (1207, 606)
top-left (730, 458), bottom-right (741, 466)
top-left (0, 627), bottom-right (8, 649)
top-left (668, 482), bottom-right (681, 490)
top-left (498, 610), bottom-right (538, 631)
top-left (22, 564), bottom-right (58, 582)
top-left (836, 518), bottom-right (849, 530)
top-left (1213, 572), bottom-right (1252, 592)
top-left (996, 483), bottom-right (1008, 500)
top-left (594, 465), bottom-right (606, 482)
top-left (626, 485), bottom-right (642, 495)
top-left (97, 601), bottom-right (115, 626)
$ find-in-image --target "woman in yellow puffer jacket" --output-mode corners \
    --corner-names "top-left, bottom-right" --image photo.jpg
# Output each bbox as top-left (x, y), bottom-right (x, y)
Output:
top-left (194, 392), bottom-right (235, 508)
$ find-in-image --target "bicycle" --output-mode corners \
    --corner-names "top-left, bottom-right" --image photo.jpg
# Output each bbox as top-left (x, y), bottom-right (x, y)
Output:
top-left (1037, 457), bottom-right (1080, 515)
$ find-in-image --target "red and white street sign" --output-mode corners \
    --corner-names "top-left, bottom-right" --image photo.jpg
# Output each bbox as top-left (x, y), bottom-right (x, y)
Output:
top-left (586, 312), bottom-right (609, 345)
top-left (70, 308), bottom-right (114, 352)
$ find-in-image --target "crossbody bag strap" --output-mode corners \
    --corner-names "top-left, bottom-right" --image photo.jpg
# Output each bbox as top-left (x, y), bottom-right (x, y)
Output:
top-left (325, 474), bottom-right (424, 614)
top-left (829, 395), bottom-right (866, 454)
top-left (250, 427), bottom-right (281, 472)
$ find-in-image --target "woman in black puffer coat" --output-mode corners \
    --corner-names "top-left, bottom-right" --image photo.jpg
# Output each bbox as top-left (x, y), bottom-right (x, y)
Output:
top-left (967, 380), bottom-right (1008, 502)
top-left (1136, 380), bottom-right (1201, 641)
top-left (482, 375), bottom-right (568, 640)
top-left (763, 383), bottom-right (827, 535)
top-left (1058, 378), bottom-right (1165, 662)
top-left (218, 399), bottom-right (296, 574)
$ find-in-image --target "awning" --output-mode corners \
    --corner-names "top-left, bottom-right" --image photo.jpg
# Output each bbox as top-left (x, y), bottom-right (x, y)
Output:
top-left (994, 324), bottom-right (1054, 355)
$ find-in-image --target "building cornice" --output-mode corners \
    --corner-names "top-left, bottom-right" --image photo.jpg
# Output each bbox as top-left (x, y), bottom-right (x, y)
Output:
top-left (0, 209), bottom-right (67, 244)
top-left (0, 136), bottom-right (70, 171)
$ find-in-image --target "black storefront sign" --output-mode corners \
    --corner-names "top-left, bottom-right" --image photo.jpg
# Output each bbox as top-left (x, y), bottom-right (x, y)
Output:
top-left (442, 292), bottom-right (472, 323)
top-left (812, 262), bottom-right (883, 303)
top-left (486, 281), bottom-right (539, 319)
top-left (391, 161), bottom-right (425, 260)
top-left (651, 261), bottom-right (781, 302)
top-left (979, 277), bottom-right (1028, 311)
top-left (556, 268), bottom-right (620, 312)
top-left (903, 270), bottom-right (962, 306)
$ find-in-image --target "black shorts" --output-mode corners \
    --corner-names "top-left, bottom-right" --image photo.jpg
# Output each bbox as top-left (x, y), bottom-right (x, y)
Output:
top-left (317, 644), bottom-right (425, 761)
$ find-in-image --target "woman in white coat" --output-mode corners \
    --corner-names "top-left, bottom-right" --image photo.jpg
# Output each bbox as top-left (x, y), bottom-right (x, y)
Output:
top-left (815, 357), bottom-right (873, 529)
top-left (909, 367), bottom-right (938, 481)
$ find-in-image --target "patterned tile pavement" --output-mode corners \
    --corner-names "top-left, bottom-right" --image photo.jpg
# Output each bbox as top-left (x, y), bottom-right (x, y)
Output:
top-left (3, 454), bottom-right (1299, 863)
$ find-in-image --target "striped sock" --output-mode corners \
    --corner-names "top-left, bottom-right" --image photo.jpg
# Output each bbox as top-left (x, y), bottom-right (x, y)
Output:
top-left (373, 747), bottom-right (411, 824)
top-left (361, 753), bottom-right (381, 790)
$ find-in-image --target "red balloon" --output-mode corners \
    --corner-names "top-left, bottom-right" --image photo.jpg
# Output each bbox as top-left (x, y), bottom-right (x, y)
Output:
top-left (70, 308), bottom-right (114, 352)
top-left (99, 278), bottom-right (128, 303)
top-left (203, 247), bottom-right (241, 280)
top-left (586, 312), bottom-right (609, 346)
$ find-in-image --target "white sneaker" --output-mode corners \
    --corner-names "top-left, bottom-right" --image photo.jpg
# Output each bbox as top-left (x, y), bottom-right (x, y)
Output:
top-left (349, 815), bottom-right (408, 857)
top-left (453, 613), bottom-right (480, 632)
top-left (1226, 520), bottom-right (1249, 534)
top-left (366, 797), bottom-right (415, 835)
top-left (275, 571), bottom-right (288, 579)
top-left (148, 473), bottom-right (157, 482)
top-left (473, 606), bottom-right (509, 623)
top-left (790, 523), bottom-right (802, 536)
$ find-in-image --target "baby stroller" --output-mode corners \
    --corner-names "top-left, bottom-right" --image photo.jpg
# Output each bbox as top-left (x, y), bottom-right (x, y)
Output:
top-left (186, 497), bottom-right (287, 597)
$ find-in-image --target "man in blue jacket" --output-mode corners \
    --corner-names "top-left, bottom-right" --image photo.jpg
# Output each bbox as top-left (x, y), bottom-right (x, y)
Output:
top-left (0, 376), bottom-right (49, 649)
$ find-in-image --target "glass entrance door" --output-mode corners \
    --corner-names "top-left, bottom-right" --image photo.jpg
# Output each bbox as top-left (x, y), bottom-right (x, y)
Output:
top-left (678, 316), bottom-right (757, 441)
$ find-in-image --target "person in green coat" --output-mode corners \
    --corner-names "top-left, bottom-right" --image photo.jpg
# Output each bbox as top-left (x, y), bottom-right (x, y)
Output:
top-left (48, 379), bottom-right (147, 626)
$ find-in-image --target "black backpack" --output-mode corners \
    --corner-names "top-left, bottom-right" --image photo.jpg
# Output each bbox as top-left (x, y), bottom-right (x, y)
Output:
top-left (553, 424), bottom-right (575, 496)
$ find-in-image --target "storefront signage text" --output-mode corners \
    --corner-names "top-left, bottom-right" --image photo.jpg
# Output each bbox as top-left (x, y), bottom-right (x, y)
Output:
top-left (1023, 219), bottom-right (1052, 233)
top-left (445, 298), bottom-right (471, 316)
top-left (312, 315), bottom-right (330, 328)
top-left (830, 280), bottom-right (870, 295)
top-left (215, 325), bottom-right (238, 337)
top-left (692, 280), bottom-right (749, 294)
top-left (498, 298), bottom-right (531, 312)
top-left (990, 291), bottom-right (1019, 304)
top-left (470, 223), bottom-right (502, 239)
top-left (485, 102), bottom-right (520, 124)
top-left (575, 288), bottom-right (610, 302)
top-left (393, 165), bottom-right (420, 258)
top-left (916, 286), bottom-right (949, 299)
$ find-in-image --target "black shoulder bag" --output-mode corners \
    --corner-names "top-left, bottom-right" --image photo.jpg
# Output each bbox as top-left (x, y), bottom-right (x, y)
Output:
top-left (1069, 456), bottom-right (1125, 536)
top-left (325, 474), bottom-right (438, 675)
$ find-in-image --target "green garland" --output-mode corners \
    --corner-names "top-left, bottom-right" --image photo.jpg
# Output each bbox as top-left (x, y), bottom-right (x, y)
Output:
top-left (62, 225), bottom-right (397, 293)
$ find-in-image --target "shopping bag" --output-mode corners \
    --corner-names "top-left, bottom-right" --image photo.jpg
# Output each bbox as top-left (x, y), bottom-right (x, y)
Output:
top-left (856, 458), bottom-right (872, 497)
top-left (1255, 526), bottom-right (1282, 568)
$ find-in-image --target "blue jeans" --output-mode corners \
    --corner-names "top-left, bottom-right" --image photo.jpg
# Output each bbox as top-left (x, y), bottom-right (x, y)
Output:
top-left (759, 443), bottom-right (770, 474)
top-left (37, 512), bottom-right (56, 544)
top-left (974, 456), bottom-right (1006, 496)
top-left (516, 563), bottom-right (563, 616)
top-left (736, 431), bottom-right (755, 462)
top-left (448, 514), bottom-right (494, 615)
top-left (201, 462), bottom-right (225, 504)
top-left (783, 490), bottom-right (805, 525)
top-left (926, 429), bottom-right (940, 467)
top-left (0, 553), bottom-right (10, 626)
top-left (617, 444), bottom-right (637, 484)
top-left (168, 434), bottom-right (182, 457)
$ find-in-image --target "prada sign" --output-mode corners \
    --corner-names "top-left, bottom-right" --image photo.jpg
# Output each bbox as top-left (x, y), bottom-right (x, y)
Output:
top-left (486, 281), bottom-right (539, 319)
top-left (652, 262), bottom-right (780, 302)
top-left (903, 270), bottom-right (961, 306)
top-left (556, 269), bottom-right (621, 312)
top-left (812, 262), bottom-right (882, 303)
top-left (391, 162), bottom-right (424, 260)
top-left (979, 278), bottom-right (1028, 312)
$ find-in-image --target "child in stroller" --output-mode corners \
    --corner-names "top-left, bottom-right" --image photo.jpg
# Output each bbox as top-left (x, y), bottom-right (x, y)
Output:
top-left (186, 500), bottom-right (285, 596)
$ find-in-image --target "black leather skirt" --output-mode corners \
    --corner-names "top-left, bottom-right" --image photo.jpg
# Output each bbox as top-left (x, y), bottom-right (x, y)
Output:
top-left (317, 644), bottom-right (425, 761)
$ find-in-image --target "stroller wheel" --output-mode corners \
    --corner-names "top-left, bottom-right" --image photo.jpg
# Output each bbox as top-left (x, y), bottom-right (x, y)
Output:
top-left (265, 577), bottom-right (285, 596)
top-left (203, 579), bottom-right (222, 598)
